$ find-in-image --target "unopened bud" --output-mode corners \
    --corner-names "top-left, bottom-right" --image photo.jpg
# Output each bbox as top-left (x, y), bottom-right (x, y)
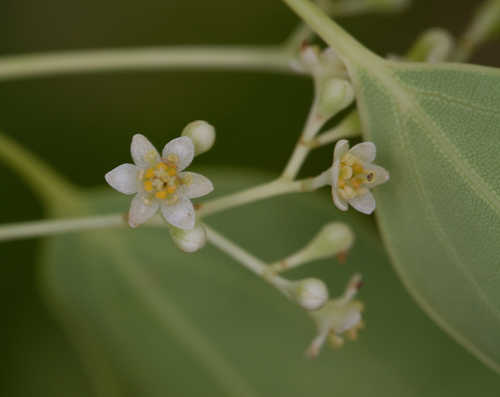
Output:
top-left (406, 29), bottom-right (454, 63)
top-left (289, 278), bottom-right (329, 310)
top-left (317, 78), bottom-right (355, 119)
top-left (181, 120), bottom-right (216, 155)
top-left (169, 222), bottom-right (207, 253)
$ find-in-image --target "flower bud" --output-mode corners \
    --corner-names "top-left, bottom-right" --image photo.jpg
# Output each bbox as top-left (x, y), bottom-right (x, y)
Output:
top-left (317, 78), bottom-right (355, 119)
top-left (289, 278), bottom-right (329, 311)
top-left (181, 120), bottom-right (216, 155)
top-left (406, 29), bottom-right (454, 63)
top-left (305, 222), bottom-right (354, 261)
top-left (271, 223), bottom-right (354, 273)
top-left (169, 222), bottom-right (207, 253)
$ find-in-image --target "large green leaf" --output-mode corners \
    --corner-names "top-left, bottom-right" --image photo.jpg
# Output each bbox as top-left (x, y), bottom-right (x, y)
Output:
top-left (282, 0), bottom-right (500, 374)
top-left (40, 168), bottom-right (500, 396)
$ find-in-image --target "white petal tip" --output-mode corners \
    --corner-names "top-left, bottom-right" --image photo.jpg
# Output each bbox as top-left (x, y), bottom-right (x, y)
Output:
top-left (104, 164), bottom-right (139, 195)
top-left (349, 193), bottom-right (376, 215)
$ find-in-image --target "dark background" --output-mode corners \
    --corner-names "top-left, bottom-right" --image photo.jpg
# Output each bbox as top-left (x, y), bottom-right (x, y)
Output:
top-left (0, 0), bottom-right (498, 395)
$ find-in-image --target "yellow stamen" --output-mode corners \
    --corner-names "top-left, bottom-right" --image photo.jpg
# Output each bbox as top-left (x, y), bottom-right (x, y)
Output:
top-left (338, 179), bottom-right (346, 189)
top-left (340, 165), bottom-right (353, 180)
top-left (156, 162), bottom-right (167, 171)
top-left (144, 150), bottom-right (158, 164)
top-left (167, 154), bottom-right (179, 164)
top-left (167, 167), bottom-right (177, 176)
top-left (342, 153), bottom-right (356, 166)
top-left (351, 179), bottom-right (361, 189)
top-left (155, 190), bottom-right (168, 200)
top-left (143, 181), bottom-right (153, 192)
top-left (328, 333), bottom-right (344, 349)
top-left (167, 185), bottom-right (177, 194)
top-left (352, 163), bottom-right (364, 174)
top-left (340, 186), bottom-right (356, 200)
top-left (144, 168), bottom-right (155, 179)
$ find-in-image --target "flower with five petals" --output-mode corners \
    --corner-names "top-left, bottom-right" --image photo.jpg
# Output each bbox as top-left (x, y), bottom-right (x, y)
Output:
top-left (105, 134), bottom-right (213, 229)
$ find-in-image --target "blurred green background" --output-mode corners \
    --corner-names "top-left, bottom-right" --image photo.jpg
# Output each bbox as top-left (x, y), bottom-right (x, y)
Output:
top-left (1, 1), bottom-right (499, 396)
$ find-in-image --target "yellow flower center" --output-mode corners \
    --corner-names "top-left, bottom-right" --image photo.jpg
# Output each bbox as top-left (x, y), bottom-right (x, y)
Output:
top-left (337, 153), bottom-right (375, 201)
top-left (141, 155), bottom-right (189, 204)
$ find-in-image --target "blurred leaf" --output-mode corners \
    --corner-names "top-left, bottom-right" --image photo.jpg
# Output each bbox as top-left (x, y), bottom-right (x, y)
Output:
top-left (283, 0), bottom-right (500, 375)
top-left (40, 168), bottom-right (500, 397)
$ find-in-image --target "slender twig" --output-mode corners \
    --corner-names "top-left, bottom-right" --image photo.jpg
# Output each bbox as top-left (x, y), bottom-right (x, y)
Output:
top-left (0, 46), bottom-right (297, 82)
top-left (0, 214), bottom-right (125, 242)
top-left (203, 223), bottom-right (291, 294)
top-left (0, 175), bottom-right (323, 242)
top-left (197, 178), bottom-right (305, 218)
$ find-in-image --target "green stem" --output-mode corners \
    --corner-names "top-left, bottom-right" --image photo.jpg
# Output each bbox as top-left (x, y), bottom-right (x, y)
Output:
top-left (308, 109), bottom-right (361, 149)
top-left (203, 224), bottom-right (291, 294)
top-left (284, 24), bottom-right (315, 53)
top-left (0, 132), bottom-right (80, 209)
top-left (0, 171), bottom-right (331, 241)
top-left (281, 0), bottom-right (379, 66)
top-left (0, 46), bottom-right (296, 82)
top-left (452, 0), bottom-right (500, 62)
top-left (281, 100), bottom-right (326, 180)
top-left (197, 178), bottom-right (305, 218)
top-left (0, 214), bottom-right (123, 242)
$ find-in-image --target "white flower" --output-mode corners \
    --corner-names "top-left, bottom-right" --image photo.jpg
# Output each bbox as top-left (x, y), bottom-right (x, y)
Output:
top-left (331, 139), bottom-right (389, 214)
top-left (105, 134), bottom-right (213, 230)
top-left (306, 274), bottom-right (365, 358)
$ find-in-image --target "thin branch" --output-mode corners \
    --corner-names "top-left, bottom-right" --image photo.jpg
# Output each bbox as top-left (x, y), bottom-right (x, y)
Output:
top-left (0, 46), bottom-right (297, 82)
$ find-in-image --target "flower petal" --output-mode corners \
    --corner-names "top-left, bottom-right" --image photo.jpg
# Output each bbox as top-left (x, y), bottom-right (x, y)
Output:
top-left (349, 191), bottom-right (376, 215)
top-left (178, 172), bottom-right (214, 199)
top-left (332, 186), bottom-right (349, 211)
top-left (333, 139), bottom-right (349, 162)
top-left (330, 160), bottom-right (348, 211)
top-left (161, 197), bottom-right (195, 230)
top-left (131, 134), bottom-right (160, 168)
top-left (331, 160), bottom-right (340, 189)
top-left (364, 163), bottom-right (390, 188)
top-left (128, 194), bottom-right (159, 228)
top-left (105, 163), bottom-right (139, 195)
top-left (349, 142), bottom-right (376, 163)
top-left (162, 136), bottom-right (194, 171)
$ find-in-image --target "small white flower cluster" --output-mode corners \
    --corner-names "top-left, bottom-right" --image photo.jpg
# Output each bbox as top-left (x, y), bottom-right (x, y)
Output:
top-left (105, 121), bottom-right (215, 234)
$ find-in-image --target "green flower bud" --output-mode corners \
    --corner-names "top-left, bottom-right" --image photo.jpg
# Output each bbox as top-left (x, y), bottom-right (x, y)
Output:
top-left (317, 78), bottom-right (355, 119)
top-left (169, 222), bottom-right (207, 253)
top-left (181, 120), bottom-right (216, 156)
top-left (290, 278), bottom-right (329, 311)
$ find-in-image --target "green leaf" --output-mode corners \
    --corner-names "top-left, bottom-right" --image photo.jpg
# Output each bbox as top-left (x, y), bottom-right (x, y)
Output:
top-left (40, 168), bottom-right (500, 396)
top-left (282, 0), bottom-right (500, 374)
